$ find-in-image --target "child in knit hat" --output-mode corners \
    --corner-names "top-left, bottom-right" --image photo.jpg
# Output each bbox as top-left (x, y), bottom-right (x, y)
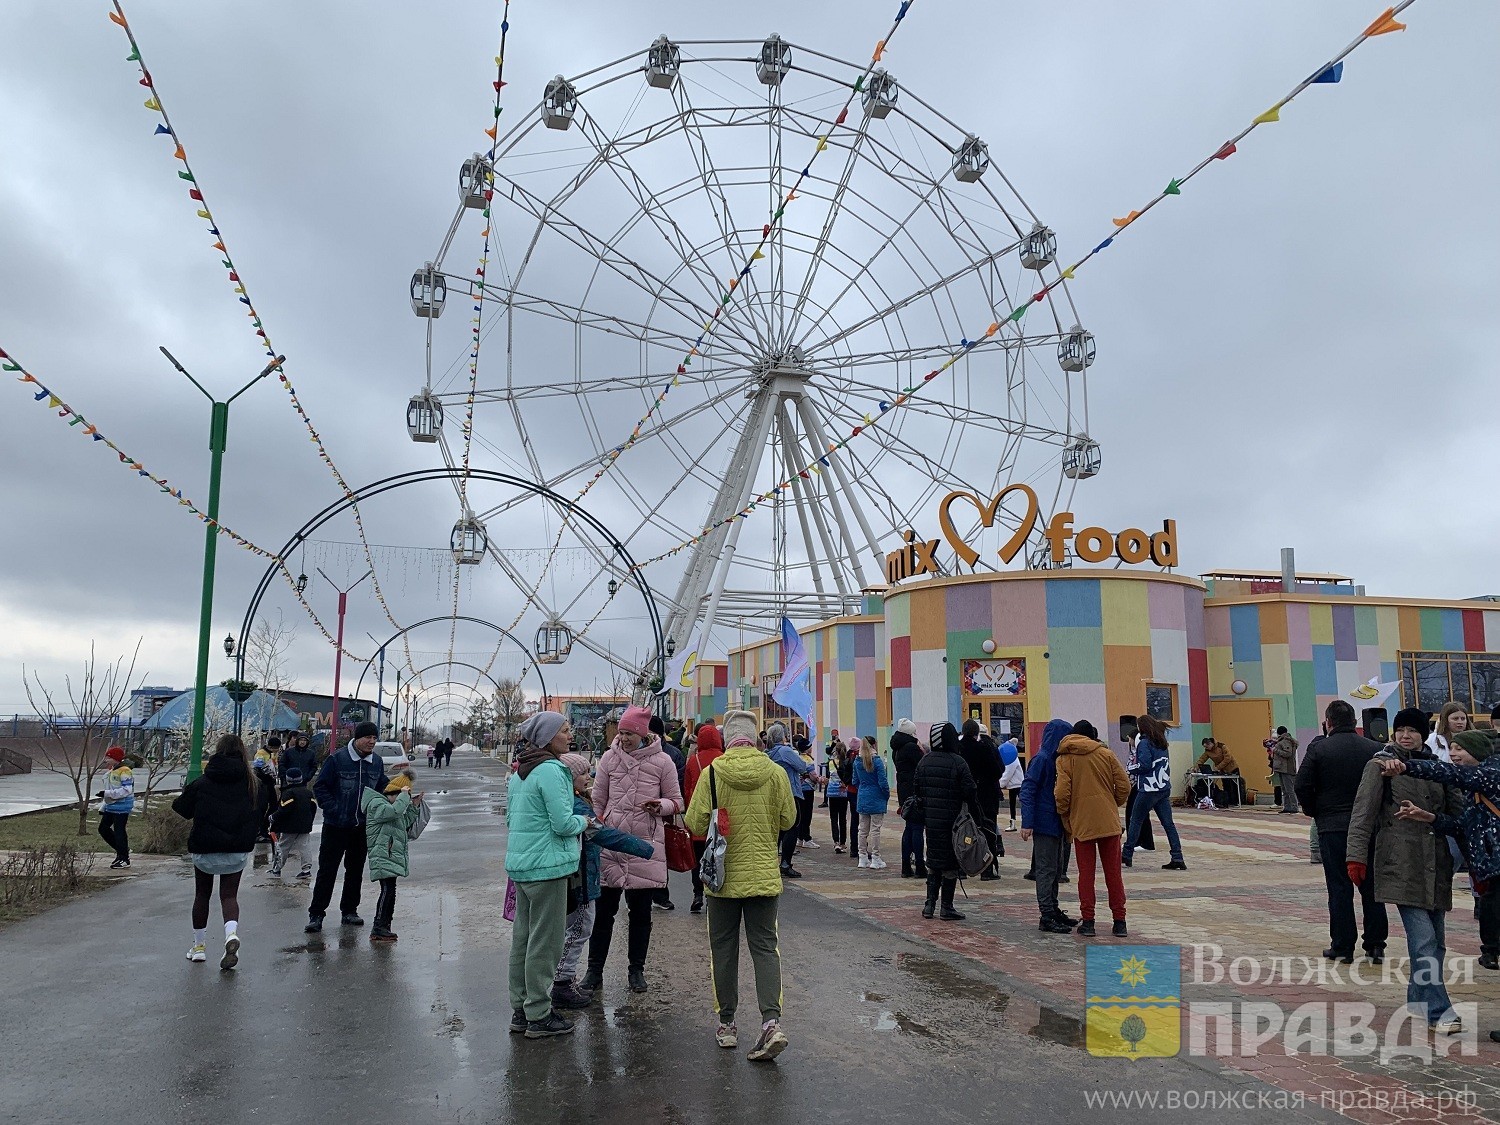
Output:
top-left (269, 767), bottom-right (316, 880)
top-left (550, 753), bottom-right (653, 1009)
top-left (359, 771), bottom-right (423, 942)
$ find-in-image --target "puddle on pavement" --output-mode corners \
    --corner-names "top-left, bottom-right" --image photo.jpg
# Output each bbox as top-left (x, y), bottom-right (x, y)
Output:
top-left (858, 993), bottom-right (937, 1038)
top-left (886, 952), bottom-right (1084, 1050)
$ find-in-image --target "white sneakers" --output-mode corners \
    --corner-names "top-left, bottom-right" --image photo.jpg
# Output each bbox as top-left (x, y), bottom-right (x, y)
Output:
top-left (803, 840), bottom-right (820, 849)
top-left (186, 944), bottom-right (207, 963)
top-left (1434, 1014), bottom-right (1463, 1036)
top-left (220, 935), bottom-right (240, 971)
top-left (857, 854), bottom-right (870, 869)
top-left (715, 1023), bottom-right (738, 1048)
top-left (869, 855), bottom-right (888, 870)
top-left (747, 1020), bottom-right (789, 1062)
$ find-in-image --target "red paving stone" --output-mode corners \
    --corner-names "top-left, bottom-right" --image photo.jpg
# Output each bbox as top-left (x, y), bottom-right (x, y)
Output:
top-left (789, 807), bottom-right (1500, 1121)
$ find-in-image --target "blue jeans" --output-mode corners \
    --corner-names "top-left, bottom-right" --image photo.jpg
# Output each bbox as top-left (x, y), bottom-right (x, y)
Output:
top-left (1122, 790), bottom-right (1183, 864)
top-left (1397, 905), bottom-right (1454, 1024)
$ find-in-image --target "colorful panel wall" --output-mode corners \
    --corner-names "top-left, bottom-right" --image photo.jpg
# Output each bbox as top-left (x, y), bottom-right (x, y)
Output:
top-left (807, 616), bottom-right (887, 762)
top-left (1206, 598), bottom-right (1500, 756)
top-left (883, 572), bottom-right (1209, 791)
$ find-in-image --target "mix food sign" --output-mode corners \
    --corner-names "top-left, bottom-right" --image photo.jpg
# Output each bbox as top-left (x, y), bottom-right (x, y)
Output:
top-left (884, 482), bottom-right (1177, 583)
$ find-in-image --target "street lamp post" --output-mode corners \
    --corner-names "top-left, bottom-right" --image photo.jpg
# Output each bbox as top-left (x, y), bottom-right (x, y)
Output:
top-left (317, 567), bottom-right (372, 754)
top-left (161, 347), bottom-right (285, 783)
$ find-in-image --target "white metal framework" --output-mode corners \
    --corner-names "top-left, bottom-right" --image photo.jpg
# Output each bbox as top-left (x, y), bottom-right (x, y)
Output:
top-left (414, 36), bottom-right (1096, 664)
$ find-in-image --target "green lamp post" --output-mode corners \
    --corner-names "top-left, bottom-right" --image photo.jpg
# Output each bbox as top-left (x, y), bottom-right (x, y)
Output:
top-left (161, 346), bottom-right (285, 782)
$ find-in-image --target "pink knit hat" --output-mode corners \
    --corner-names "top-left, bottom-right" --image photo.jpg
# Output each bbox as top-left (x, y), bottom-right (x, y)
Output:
top-left (618, 705), bottom-right (654, 738)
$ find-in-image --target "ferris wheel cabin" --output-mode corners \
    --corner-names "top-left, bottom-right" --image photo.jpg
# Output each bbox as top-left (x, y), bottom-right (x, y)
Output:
top-left (952, 134), bottom-right (990, 183)
top-left (409, 264), bottom-right (447, 319)
top-left (451, 516), bottom-right (488, 565)
top-left (757, 35), bottom-right (791, 86)
top-left (458, 155), bottom-right (489, 209)
top-left (535, 620), bottom-right (574, 665)
top-left (406, 391), bottom-right (444, 444)
top-left (542, 76), bottom-right (579, 130)
top-left (862, 68), bottom-right (898, 118)
top-left (1058, 326), bottom-right (1097, 372)
top-left (1063, 434), bottom-right (1102, 480)
top-left (1020, 223), bottom-right (1057, 270)
top-left (646, 36), bottom-right (680, 89)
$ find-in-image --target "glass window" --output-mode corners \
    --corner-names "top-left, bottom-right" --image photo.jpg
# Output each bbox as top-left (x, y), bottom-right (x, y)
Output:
top-left (1449, 661), bottom-right (1473, 710)
top-left (1144, 683), bottom-right (1180, 727)
top-left (1472, 662), bottom-right (1500, 714)
top-left (1401, 661), bottom-right (1416, 709)
top-left (1414, 659), bottom-right (1451, 714)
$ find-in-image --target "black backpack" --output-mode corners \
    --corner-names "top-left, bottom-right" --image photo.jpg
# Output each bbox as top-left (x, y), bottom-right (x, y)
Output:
top-left (951, 807), bottom-right (993, 878)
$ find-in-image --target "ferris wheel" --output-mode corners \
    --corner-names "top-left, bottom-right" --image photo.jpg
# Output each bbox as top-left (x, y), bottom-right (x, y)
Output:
top-left (407, 33), bottom-right (1098, 661)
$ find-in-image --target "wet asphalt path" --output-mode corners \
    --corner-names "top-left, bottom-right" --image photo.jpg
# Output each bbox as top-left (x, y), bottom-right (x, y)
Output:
top-left (1, 756), bottom-right (1339, 1124)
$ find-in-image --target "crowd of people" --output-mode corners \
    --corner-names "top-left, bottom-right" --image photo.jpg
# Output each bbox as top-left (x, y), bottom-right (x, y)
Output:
top-left (113, 689), bottom-right (1500, 1052)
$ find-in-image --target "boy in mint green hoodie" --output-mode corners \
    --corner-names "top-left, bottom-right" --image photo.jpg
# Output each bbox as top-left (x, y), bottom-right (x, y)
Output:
top-left (361, 771), bottom-right (423, 943)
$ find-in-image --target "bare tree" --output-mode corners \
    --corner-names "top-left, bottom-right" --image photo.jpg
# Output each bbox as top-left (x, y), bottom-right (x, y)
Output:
top-left (23, 642), bottom-right (144, 837)
top-left (241, 613), bottom-right (298, 711)
top-left (492, 677), bottom-right (527, 752)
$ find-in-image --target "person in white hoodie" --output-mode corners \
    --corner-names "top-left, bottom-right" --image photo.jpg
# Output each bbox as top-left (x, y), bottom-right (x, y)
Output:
top-left (1426, 703), bottom-right (1467, 765)
top-left (998, 735), bottom-right (1025, 832)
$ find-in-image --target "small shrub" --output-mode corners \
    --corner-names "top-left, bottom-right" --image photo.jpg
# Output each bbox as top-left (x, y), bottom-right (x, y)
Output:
top-left (0, 844), bottom-right (95, 907)
top-left (135, 802), bottom-right (191, 855)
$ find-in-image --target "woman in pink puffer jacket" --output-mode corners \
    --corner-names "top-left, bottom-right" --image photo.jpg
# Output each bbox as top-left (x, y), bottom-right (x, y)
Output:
top-left (582, 706), bottom-right (683, 997)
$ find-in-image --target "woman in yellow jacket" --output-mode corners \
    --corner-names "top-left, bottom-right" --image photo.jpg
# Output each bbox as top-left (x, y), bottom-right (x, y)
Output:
top-left (1055, 720), bottom-right (1131, 938)
top-left (685, 709), bottom-right (798, 1062)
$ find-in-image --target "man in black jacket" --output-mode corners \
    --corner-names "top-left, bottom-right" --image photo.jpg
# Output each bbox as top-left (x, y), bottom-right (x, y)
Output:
top-left (1294, 700), bottom-right (1389, 963)
top-left (306, 721), bottom-right (389, 933)
top-left (891, 719), bottom-right (925, 878)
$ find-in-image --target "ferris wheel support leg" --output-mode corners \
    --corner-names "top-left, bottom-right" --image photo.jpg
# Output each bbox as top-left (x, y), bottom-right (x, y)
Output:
top-left (810, 413), bottom-right (888, 579)
top-left (699, 502), bottom-right (750, 663)
top-left (774, 411), bottom-right (834, 603)
top-left (775, 408), bottom-right (839, 599)
top-left (664, 387), bottom-right (779, 644)
top-left (793, 396), bottom-right (872, 590)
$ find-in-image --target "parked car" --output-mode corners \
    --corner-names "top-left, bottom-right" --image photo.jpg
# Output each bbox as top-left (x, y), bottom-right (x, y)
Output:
top-left (374, 742), bottom-right (414, 772)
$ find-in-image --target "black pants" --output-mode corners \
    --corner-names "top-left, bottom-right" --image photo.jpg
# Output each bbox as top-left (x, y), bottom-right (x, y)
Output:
top-left (827, 797), bottom-right (849, 845)
top-left (797, 793), bottom-right (815, 842)
top-left (589, 886), bottom-right (655, 972)
top-left (779, 827), bottom-right (798, 868)
top-left (850, 800), bottom-right (860, 853)
top-left (1008, 790), bottom-right (1019, 821)
top-left (98, 811), bottom-right (130, 861)
top-left (1033, 833), bottom-right (1066, 917)
top-left (901, 816), bottom-right (925, 872)
top-left (979, 818), bottom-right (1001, 872)
top-left (1317, 829), bottom-right (1388, 956)
top-left (374, 877), bottom-right (397, 928)
top-left (1480, 886), bottom-right (1500, 960)
top-left (309, 824), bottom-right (368, 917)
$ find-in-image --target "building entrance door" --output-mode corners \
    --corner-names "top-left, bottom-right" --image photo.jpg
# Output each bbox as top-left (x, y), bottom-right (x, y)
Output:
top-left (965, 699), bottom-right (1028, 758)
top-left (1208, 698), bottom-right (1274, 801)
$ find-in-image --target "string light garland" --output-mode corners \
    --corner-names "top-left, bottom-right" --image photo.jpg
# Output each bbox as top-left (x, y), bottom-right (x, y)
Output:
top-left (628, 0), bottom-right (1422, 572)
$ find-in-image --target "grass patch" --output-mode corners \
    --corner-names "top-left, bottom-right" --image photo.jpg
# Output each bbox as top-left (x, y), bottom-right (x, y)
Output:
top-left (0, 807), bottom-right (102, 852)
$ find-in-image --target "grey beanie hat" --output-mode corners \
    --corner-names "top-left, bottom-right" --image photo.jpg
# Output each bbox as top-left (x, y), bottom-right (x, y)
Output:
top-left (517, 711), bottom-right (567, 750)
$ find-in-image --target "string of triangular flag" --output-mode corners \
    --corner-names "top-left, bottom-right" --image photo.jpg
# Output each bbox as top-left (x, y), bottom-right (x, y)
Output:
top-left (628, 0), bottom-right (1420, 573)
top-left (0, 345), bottom-right (365, 658)
top-left (444, 0), bottom-right (515, 697)
top-left (108, 1), bottom-right (418, 672)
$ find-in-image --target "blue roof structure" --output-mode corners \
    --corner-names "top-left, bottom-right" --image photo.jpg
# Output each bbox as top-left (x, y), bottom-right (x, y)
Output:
top-left (139, 686), bottom-right (300, 731)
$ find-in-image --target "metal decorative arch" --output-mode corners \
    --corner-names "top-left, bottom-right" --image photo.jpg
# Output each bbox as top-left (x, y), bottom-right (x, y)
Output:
top-left (351, 620), bottom-right (549, 705)
top-left (231, 468), bottom-right (663, 732)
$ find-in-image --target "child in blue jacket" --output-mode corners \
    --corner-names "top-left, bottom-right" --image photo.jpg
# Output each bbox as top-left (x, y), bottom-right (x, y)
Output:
top-left (551, 753), bottom-right (653, 1009)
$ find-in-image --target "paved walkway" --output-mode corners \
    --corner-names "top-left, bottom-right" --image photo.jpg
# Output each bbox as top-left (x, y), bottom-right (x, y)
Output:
top-left (1, 759), bottom-right (1349, 1125)
top-left (787, 805), bottom-right (1500, 1123)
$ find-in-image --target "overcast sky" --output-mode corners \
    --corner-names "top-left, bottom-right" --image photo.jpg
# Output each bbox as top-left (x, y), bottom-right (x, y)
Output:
top-left (2, 1), bottom-right (1496, 721)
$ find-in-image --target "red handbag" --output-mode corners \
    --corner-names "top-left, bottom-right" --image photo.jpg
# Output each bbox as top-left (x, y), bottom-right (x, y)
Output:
top-left (663, 818), bottom-right (695, 873)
